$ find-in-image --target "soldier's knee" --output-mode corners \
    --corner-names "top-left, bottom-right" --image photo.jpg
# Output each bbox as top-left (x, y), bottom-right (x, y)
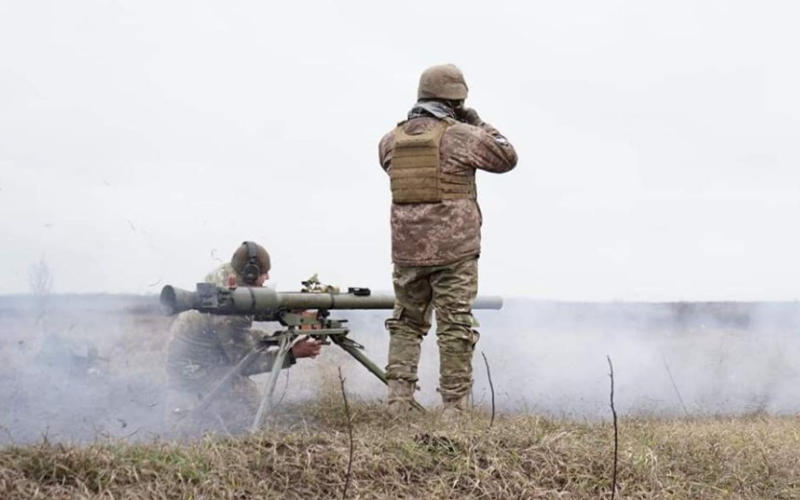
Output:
top-left (436, 312), bottom-right (478, 343)
top-left (385, 305), bottom-right (431, 336)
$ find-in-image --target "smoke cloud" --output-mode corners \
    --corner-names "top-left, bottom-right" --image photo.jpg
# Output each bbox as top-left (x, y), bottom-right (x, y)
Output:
top-left (3, 294), bottom-right (797, 445)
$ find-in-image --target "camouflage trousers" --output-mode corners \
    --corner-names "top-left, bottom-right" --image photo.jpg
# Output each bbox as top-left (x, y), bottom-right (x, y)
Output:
top-left (385, 256), bottom-right (480, 403)
top-left (165, 374), bottom-right (261, 438)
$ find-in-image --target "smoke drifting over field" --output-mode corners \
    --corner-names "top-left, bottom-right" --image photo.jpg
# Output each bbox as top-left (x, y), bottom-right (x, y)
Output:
top-left (341, 300), bottom-right (800, 418)
top-left (1, 294), bottom-right (799, 445)
top-left (0, 295), bottom-right (170, 445)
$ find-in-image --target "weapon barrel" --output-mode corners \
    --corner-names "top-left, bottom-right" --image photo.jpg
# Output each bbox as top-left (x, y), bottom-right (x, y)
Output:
top-left (160, 284), bottom-right (502, 316)
top-left (159, 285), bottom-right (200, 316)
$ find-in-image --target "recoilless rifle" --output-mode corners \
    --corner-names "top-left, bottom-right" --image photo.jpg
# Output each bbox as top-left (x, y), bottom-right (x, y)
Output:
top-left (160, 275), bottom-right (503, 431)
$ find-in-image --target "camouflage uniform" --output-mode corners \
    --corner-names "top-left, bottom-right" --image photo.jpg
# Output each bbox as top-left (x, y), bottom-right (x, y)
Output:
top-left (379, 99), bottom-right (517, 412)
top-left (165, 263), bottom-right (293, 435)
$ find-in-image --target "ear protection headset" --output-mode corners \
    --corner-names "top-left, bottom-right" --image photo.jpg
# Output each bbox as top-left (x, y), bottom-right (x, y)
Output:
top-left (241, 241), bottom-right (261, 285)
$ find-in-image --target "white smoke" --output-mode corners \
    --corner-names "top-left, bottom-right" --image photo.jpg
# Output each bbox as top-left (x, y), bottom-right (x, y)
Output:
top-left (2, 295), bottom-right (799, 446)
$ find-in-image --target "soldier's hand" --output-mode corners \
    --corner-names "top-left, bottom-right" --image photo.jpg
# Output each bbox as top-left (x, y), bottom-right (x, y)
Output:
top-left (457, 107), bottom-right (483, 126)
top-left (291, 336), bottom-right (323, 359)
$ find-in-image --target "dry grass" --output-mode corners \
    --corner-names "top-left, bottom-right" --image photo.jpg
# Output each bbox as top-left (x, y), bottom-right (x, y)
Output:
top-left (2, 399), bottom-right (799, 500)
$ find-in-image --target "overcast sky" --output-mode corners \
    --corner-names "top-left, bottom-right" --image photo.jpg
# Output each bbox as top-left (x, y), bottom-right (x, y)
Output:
top-left (1, 0), bottom-right (798, 301)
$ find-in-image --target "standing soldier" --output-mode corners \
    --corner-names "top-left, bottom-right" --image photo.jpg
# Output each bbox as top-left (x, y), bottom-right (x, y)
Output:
top-left (379, 64), bottom-right (518, 419)
top-left (165, 241), bottom-right (322, 436)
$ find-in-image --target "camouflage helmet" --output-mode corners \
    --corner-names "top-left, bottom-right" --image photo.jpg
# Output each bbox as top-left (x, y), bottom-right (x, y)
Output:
top-left (231, 241), bottom-right (271, 283)
top-left (417, 64), bottom-right (469, 101)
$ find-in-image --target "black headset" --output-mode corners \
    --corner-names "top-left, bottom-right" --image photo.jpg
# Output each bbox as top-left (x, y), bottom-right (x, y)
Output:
top-left (241, 241), bottom-right (261, 285)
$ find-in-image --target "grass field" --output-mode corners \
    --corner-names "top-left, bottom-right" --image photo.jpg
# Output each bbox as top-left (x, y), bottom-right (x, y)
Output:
top-left (2, 398), bottom-right (799, 499)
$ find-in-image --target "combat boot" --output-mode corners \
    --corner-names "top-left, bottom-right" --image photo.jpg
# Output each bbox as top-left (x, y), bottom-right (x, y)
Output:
top-left (441, 393), bottom-right (471, 423)
top-left (387, 379), bottom-right (416, 418)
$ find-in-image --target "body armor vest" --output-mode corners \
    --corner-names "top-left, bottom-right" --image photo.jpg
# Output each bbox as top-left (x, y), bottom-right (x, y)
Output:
top-left (390, 119), bottom-right (477, 204)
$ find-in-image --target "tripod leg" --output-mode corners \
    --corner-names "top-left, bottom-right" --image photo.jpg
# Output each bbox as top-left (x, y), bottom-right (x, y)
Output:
top-left (332, 336), bottom-right (386, 383)
top-left (193, 349), bottom-right (260, 415)
top-left (251, 334), bottom-right (292, 432)
top-left (332, 336), bottom-right (426, 413)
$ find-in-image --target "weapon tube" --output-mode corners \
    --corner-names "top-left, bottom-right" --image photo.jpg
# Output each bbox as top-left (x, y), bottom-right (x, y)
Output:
top-left (160, 283), bottom-right (503, 316)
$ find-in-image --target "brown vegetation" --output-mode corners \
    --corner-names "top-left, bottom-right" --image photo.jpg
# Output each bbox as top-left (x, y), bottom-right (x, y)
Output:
top-left (2, 397), bottom-right (799, 500)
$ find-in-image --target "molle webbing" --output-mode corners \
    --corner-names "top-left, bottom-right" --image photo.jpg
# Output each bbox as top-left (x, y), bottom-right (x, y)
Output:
top-left (390, 120), bottom-right (476, 204)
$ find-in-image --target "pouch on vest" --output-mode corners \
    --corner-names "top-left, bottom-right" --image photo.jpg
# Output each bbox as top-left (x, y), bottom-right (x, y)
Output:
top-left (390, 119), bottom-right (475, 204)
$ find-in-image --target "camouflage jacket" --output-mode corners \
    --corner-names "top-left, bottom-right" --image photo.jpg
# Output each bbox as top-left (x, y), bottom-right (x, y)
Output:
top-left (379, 107), bottom-right (518, 266)
top-left (165, 263), bottom-right (294, 389)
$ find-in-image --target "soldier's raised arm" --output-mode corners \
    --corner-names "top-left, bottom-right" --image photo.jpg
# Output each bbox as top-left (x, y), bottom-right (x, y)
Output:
top-left (453, 108), bottom-right (518, 174)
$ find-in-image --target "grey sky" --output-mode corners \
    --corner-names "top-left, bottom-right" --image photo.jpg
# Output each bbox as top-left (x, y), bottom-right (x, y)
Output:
top-left (1, 0), bottom-right (798, 300)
